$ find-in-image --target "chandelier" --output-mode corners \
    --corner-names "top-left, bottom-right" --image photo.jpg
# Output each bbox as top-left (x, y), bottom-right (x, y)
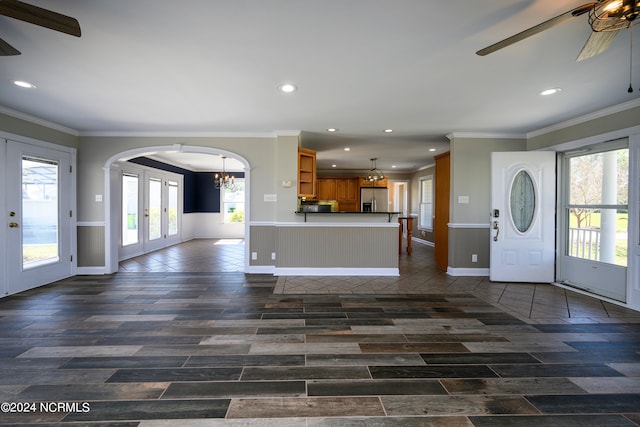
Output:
top-left (364, 158), bottom-right (385, 182)
top-left (214, 156), bottom-right (237, 191)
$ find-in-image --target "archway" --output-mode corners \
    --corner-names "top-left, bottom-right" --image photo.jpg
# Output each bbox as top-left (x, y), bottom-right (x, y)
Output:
top-left (103, 144), bottom-right (251, 274)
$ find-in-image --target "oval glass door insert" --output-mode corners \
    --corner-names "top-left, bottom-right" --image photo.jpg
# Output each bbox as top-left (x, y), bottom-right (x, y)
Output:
top-left (510, 170), bottom-right (536, 233)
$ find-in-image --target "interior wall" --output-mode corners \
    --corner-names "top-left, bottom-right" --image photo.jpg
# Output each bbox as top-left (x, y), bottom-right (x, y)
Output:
top-left (447, 136), bottom-right (526, 274)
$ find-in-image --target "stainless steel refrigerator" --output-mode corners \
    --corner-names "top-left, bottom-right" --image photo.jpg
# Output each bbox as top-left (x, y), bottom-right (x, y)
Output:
top-left (361, 187), bottom-right (389, 212)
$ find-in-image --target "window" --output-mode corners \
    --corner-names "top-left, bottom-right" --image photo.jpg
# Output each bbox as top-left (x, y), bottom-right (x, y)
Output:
top-left (419, 175), bottom-right (433, 230)
top-left (566, 147), bottom-right (628, 266)
top-left (223, 178), bottom-right (245, 223)
top-left (121, 173), bottom-right (139, 246)
top-left (167, 180), bottom-right (179, 236)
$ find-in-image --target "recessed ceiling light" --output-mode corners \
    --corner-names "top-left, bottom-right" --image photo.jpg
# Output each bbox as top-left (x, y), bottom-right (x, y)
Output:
top-left (540, 87), bottom-right (561, 96)
top-left (12, 80), bottom-right (36, 89)
top-left (392, 165), bottom-right (397, 168)
top-left (327, 128), bottom-right (338, 132)
top-left (429, 148), bottom-right (436, 152)
top-left (383, 129), bottom-right (393, 133)
top-left (332, 164), bottom-right (337, 168)
top-left (344, 147), bottom-right (351, 151)
top-left (278, 83), bottom-right (297, 93)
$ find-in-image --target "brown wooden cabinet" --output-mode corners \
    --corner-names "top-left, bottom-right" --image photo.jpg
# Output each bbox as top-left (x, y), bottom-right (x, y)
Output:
top-left (358, 176), bottom-right (388, 188)
top-left (336, 177), bottom-right (359, 211)
top-left (315, 177), bottom-right (360, 211)
top-left (316, 178), bottom-right (336, 200)
top-left (297, 147), bottom-right (316, 198)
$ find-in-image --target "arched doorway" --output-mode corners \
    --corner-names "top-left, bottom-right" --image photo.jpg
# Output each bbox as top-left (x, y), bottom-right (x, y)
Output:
top-left (103, 144), bottom-right (251, 274)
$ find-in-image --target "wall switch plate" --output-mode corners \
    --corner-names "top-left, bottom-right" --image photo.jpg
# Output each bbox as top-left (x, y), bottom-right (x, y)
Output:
top-left (264, 194), bottom-right (277, 202)
top-left (458, 195), bottom-right (469, 204)
top-left (472, 254), bottom-right (478, 263)
top-left (271, 252), bottom-right (276, 260)
top-left (95, 194), bottom-right (103, 202)
top-left (251, 252), bottom-right (257, 260)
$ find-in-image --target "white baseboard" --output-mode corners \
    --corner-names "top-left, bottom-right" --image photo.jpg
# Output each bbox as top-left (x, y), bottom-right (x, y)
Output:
top-left (76, 266), bottom-right (108, 275)
top-left (411, 236), bottom-right (434, 247)
top-left (274, 267), bottom-right (399, 276)
top-left (246, 265), bottom-right (276, 274)
top-left (446, 267), bottom-right (490, 277)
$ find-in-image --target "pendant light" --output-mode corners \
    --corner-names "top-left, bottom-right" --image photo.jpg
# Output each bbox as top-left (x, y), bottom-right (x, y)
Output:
top-left (364, 158), bottom-right (385, 182)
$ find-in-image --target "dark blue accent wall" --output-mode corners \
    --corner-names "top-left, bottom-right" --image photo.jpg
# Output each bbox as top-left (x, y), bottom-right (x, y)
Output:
top-left (128, 157), bottom-right (244, 214)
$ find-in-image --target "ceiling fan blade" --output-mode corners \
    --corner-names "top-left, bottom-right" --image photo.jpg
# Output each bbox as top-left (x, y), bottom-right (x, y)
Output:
top-left (476, 2), bottom-right (597, 56)
top-left (576, 29), bottom-right (620, 61)
top-left (0, 35), bottom-right (20, 55)
top-left (0, 0), bottom-right (81, 37)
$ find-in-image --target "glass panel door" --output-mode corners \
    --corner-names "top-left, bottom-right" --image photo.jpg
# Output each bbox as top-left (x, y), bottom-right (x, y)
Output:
top-left (558, 142), bottom-right (628, 302)
top-left (5, 140), bottom-right (73, 297)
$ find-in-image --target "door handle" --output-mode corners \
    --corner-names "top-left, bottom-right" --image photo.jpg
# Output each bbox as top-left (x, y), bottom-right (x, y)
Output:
top-left (8, 222), bottom-right (19, 228)
top-left (493, 221), bottom-right (499, 242)
top-left (144, 208), bottom-right (149, 218)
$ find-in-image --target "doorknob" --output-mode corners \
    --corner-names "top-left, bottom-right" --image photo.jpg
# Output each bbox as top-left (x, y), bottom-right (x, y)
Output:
top-left (493, 221), bottom-right (500, 242)
top-left (8, 222), bottom-right (19, 228)
top-left (144, 208), bottom-right (149, 218)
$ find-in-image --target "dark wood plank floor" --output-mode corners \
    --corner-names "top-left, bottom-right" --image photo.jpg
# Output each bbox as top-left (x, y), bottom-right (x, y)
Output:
top-left (0, 241), bottom-right (639, 426)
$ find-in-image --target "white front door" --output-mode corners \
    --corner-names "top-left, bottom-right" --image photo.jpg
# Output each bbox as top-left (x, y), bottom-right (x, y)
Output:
top-left (3, 140), bottom-right (73, 296)
top-left (490, 151), bottom-right (556, 282)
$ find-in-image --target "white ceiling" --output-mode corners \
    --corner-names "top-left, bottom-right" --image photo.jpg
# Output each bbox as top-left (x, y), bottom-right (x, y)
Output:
top-left (1, 0), bottom-right (639, 172)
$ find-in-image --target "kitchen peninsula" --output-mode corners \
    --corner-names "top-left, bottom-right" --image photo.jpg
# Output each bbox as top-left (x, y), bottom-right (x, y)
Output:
top-left (276, 210), bottom-right (400, 276)
top-left (281, 147), bottom-right (399, 276)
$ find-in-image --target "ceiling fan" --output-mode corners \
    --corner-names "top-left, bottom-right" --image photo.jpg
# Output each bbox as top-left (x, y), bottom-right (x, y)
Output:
top-left (477, 0), bottom-right (639, 61)
top-left (0, 0), bottom-right (81, 56)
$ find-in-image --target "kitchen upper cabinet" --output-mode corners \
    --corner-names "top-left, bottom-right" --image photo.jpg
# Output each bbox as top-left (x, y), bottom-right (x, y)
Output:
top-left (297, 147), bottom-right (316, 198)
top-left (316, 178), bottom-right (336, 200)
top-left (316, 177), bottom-right (359, 211)
top-left (359, 176), bottom-right (388, 188)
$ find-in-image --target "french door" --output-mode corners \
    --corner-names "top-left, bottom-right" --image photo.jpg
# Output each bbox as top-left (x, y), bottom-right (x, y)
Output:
top-left (2, 139), bottom-right (74, 297)
top-left (490, 151), bottom-right (556, 282)
top-left (119, 164), bottom-right (182, 260)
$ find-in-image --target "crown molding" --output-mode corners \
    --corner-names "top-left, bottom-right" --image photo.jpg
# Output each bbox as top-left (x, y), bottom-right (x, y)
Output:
top-left (0, 105), bottom-right (79, 136)
top-left (446, 132), bottom-right (526, 140)
top-left (528, 98), bottom-right (640, 138)
top-left (78, 130), bottom-right (295, 138)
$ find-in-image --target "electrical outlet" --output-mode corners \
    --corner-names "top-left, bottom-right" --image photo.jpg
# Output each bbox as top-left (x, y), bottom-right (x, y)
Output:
top-left (251, 252), bottom-right (257, 260)
top-left (471, 254), bottom-right (478, 263)
top-left (271, 252), bottom-right (276, 260)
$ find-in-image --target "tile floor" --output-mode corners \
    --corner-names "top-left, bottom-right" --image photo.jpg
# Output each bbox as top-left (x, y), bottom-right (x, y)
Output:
top-left (0, 239), bottom-right (639, 426)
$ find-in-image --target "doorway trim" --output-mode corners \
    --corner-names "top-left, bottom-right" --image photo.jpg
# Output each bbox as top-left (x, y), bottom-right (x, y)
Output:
top-left (103, 144), bottom-right (251, 274)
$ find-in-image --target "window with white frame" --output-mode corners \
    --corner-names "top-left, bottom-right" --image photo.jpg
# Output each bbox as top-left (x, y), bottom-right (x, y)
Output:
top-left (223, 178), bottom-right (245, 223)
top-left (419, 175), bottom-right (433, 230)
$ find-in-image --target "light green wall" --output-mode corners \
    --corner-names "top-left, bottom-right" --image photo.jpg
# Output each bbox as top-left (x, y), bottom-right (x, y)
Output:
top-left (528, 106), bottom-right (640, 150)
top-left (449, 137), bottom-right (526, 224)
top-left (76, 135), bottom-right (289, 222)
top-left (0, 112), bottom-right (77, 148)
